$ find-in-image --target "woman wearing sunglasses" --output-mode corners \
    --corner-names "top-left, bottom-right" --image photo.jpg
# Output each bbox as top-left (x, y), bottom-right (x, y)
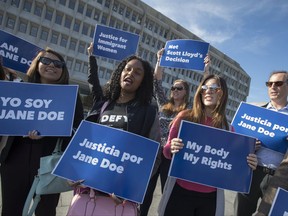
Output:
top-left (0, 48), bottom-right (84, 216)
top-left (158, 74), bottom-right (258, 216)
top-left (141, 48), bottom-right (190, 216)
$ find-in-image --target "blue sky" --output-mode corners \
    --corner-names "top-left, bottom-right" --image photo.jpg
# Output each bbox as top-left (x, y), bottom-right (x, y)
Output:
top-left (142, 0), bottom-right (288, 103)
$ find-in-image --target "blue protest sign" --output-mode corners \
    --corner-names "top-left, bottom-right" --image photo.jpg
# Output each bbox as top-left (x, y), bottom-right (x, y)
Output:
top-left (231, 102), bottom-right (288, 167)
top-left (52, 120), bottom-right (160, 203)
top-left (169, 120), bottom-right (255, 193)
top-left (93, 24), bottom-right (139, 61)
top-left (159, 39), bottom-right (209, 71)
top-left (269, 187), bottom-right (288, 216)
top-left (0, 81), bottom-right (78, 136)
top-left (0, 30), bottom-right (42, 73)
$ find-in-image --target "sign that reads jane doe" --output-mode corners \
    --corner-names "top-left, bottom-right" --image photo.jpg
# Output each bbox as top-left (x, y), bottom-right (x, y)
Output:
top-left (159, 39), bottom-right (210, 71)
top-left (53, 120), bottom-right (160, 204)
top-left (0, 29), bottom-right (42, 73)
top-left (169, 120), bottom-right (255, 193)
top-left (93, 24), bottom-right (140, 61)
top-left (0, 81), bottom-right (78, 136)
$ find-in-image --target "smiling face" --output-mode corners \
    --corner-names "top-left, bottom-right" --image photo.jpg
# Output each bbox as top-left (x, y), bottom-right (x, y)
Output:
top-left (120, 59), bottom-right (145, 95)
top-left (267, 73), bottom-right (288, 105)
top-left (201, 78), bottom-right (222, 110)
top-left (38, 52), bottom-right (63, 84)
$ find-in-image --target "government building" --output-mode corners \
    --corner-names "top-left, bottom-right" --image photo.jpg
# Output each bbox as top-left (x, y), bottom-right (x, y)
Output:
top-left (0, 0), bottom-right (251, 121)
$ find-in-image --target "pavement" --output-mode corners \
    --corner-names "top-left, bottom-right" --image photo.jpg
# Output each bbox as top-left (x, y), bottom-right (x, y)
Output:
top-left (0, 178), bottom-right (237, 216)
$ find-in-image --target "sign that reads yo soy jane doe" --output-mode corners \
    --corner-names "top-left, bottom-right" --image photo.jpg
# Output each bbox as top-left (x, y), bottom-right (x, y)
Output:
top-left (269, 187), bottom-right (288, 216)
top-left (52, 120), bottom-right (160, 204)
top-left (0, 81), bottom-right (78, 136)
top-left (93, 24), bottom-right (140, 61)
top-left (231, 102), bottom-right (288, 154)
top-left (169, 120), bottom-right (255, 193)
top-left (159, 39), bottom-right (210, 71)
top-left (0, 29), bottom-right (42, 73)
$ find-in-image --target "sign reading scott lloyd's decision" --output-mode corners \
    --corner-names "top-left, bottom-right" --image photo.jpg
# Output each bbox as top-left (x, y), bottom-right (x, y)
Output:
top-left (159, 39), bottom-right (210, 71)
top-left (93, 24), bottom-right (139, 61)
top-left (169, 120), bottom-right (255, 193)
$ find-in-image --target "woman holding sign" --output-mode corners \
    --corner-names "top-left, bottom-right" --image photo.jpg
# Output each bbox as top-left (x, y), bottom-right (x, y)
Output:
top-left (0, 48), bottom-right (84, 216)
top-left (159, 74), bottom-right (258, 216)
top-left (77, 43), bottom-right (161, 215)
top-left (141, 48), bottom-right (191, 216)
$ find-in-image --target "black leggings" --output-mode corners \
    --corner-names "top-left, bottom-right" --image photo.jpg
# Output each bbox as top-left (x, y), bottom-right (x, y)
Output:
top-left (164, 183), bottom-right (217, 216)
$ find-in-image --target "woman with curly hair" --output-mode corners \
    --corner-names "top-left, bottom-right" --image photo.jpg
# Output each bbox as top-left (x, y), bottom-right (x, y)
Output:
top-left (81, 43), bottom-right (161, 213)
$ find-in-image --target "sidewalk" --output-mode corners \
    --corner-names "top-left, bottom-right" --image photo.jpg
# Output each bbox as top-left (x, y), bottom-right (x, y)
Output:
top-left (0, 178), bottom-right (237, 216)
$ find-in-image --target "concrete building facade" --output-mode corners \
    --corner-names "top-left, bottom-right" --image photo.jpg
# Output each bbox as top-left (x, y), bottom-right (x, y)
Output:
top-left (0, 0), bottom-right (251, 121)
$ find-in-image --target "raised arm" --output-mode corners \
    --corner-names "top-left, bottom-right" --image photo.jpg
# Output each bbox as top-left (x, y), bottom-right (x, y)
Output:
top-left (87, 42), bottom-right (103, 104)
top-left (154, 48), bottom-right (169, 106)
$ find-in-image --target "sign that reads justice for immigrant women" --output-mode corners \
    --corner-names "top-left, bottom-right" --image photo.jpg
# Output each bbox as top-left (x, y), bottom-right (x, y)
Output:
top-left (92, 24), bottom-right (139, 61)
top-left (53, 120), bottom-right (160, 203)
top-left (169, 120), bottom-right (255, 193)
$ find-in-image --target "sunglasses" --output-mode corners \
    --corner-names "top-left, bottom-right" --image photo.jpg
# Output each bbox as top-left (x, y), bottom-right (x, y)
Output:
top-left (171, 86), bottom-right (184, 91)
top-left (265, 81), bottom-right (288, 87)
top-left (38, 57), bottom-right (65, 69)
top-left (201, 84), bottom-right (221, 94)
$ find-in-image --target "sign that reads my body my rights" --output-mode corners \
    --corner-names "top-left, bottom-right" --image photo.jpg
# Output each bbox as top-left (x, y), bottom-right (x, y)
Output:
top-left (0, 29), bottom-right (42, 73)
top-left (0, 81), bottom-right (78, 136)
top-left (93, 24), bottom-right (139, 61)
top-left (52, 120), bottom-right (160, 204)
top-left (169, 120), bottom-right (255, 193)
top-left (231, 102), bottom-right (288, 154)
top-left (159, 39), bottom-right (209, 71)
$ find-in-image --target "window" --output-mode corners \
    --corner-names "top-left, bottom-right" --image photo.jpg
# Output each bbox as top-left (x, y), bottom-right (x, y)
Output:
top-left (75, 60), bottom-right (81, 72)
top-left (101, 14), bottom-right (107, 25)
top-left (83, 63), bottom-right (88, 74)
top-left (59, 0), bottom-right (66, 6)
top-left (109, 17), bottom-right (115, 27)
top-left (34, 3), bottom-right (42, 17)
top-left (68, 0), bottom-right (76, 10)
top-left (64, 15), bottom-right (72, 29)
top-left (132, 12), bottom-right (136, 22)
top-left (23, 0), bottom-right (32, 12)
top-left (0, 12), bottom-right (3, 25)
top-left (40, 28), bottom-right (49, 41)
top-left (50, 31), bottom-right (59, 44)
top-left (6, 16), bottom-right (15, 29)
top-left (78, 42), bottom-right (85, 54)
top-left (69, 38), bottom-right (77, 51)
top-left (73, 19), bottom-right (80, 32)
top-left (66, 57), bottom-right (73, 69)
top-left (11, 0), bottom-right (20, 7)
top-left (55, 11), bottom-right (63, 25)
top-left (94, 9), bottom-right (100, 21)
top-left (30, 25), bottom-right (38, 37)
top-left (77, 1), bottom-right (84, 14)
top-left (90, 26), bottom-right (95, 38)
top-left (123, 23), bottom-right (128, 31)
top-left (45, 7), bottom-right (53, 21)
top-left (18, 20), bottom-right (27, 33)
top-left (125, 8), bottom-right (131, 18)
top-left (82, 23), bottom-right (89, 35)
top-left (60, 34), bottom-right (68, 47)
top-left (119, 4), bottom-right (124, 15)
top-left (104, 0), bottom-right (110, 8)
top-left (86, 7), bottom-right (92, 18)
top-left (97, 0), bottom-right (103, 4)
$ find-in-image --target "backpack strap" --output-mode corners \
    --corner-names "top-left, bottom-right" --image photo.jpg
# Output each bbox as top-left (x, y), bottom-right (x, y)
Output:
top-left (22, 176), bottom-right (41, 216)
